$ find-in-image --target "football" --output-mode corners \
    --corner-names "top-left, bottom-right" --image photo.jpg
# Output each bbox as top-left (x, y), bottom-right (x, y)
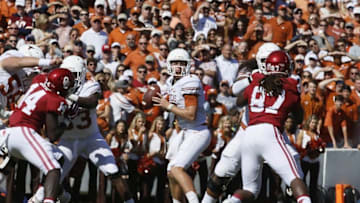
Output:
top-left (142, 85), bottom-right (161, 109)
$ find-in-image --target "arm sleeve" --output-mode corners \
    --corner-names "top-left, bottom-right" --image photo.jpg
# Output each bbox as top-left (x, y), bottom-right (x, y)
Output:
top-left (232, 77), bottom-right (250, 96)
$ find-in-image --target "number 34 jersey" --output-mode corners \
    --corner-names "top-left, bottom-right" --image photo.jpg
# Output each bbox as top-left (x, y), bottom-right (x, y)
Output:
top-left (243, 73), bottom-right (300, 129)
top-left (62, 80), bottom-right (101, 139)
top-left (9, 82), bottom-right (68, 133)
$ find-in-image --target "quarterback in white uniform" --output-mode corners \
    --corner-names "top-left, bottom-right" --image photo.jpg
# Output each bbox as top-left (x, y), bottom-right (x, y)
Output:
top-left (153, 48), bottom-right (211, 203)
top-left (29, 56), bottom-right (134, 203)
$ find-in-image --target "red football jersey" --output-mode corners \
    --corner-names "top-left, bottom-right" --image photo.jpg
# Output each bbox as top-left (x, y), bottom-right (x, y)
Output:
top-left (244, 73), bottom-right (300, 129)
top-left (9, 82), bottom-right (68, 133)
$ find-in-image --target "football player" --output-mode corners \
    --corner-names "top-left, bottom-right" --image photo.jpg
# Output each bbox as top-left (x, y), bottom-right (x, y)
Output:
top-left (201, 42), bottom-right (281, 203)
top-left (0, 44), bottom-right (60, 126)
top-left (0, 68), bottom-right (74, 203)
top-left (225, 50), bottom-right (310, 203)
top-left (29, 55), bottom-right (135, 203)
top-left (202, 43), bottom-right (305, 203)
top-left (152, 48), bottom-right (211, 203)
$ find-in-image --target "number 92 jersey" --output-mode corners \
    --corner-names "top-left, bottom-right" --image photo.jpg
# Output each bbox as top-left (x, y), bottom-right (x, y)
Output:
top-left (9, 82), bottom-right (68, 133)
top-left (243, 73), bottom-right (300, 129)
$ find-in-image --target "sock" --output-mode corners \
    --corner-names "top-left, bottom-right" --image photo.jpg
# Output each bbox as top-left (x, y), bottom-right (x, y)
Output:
top-left (297, 195), bottom-right (311, 203)
top-left (201, 192), bottom-right (217, 203)
top-left (125, 198), bottom-right (135, 203)
top-left (173, 199), bottom-right (181, 203)
top-left (185, 191), bottom-right (199, 203)
top-left (32, 185), bottom-right (44, 202)
top-left (43, 198), bottom-right (55, 203)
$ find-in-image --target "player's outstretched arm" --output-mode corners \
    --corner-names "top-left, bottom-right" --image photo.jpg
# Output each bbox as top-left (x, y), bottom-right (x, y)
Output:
top-left (45, 112), bottom-right (68, 143)
top-left (0, 57), bottom-right (60, 72)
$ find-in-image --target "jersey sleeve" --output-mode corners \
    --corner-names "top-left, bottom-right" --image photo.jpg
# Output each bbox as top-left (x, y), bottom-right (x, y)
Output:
top-left (180, 77), bottom-right (202, 95)
top-left (79, 81), bottom-right (102, 97)
top-left (250, 72), bottom-right (264, 82)
top-left (47, 96), bottom-right (68, 116)
top-left (243, 85), bottom-right (251, 101)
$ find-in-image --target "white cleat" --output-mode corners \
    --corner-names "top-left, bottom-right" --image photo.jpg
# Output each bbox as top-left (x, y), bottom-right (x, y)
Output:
top-left (28, 196), bottom-right (42, 203)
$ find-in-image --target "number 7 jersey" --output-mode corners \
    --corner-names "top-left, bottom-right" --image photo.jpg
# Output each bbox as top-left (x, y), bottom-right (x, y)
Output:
top-left (243, 73), bottom-right (300, 129)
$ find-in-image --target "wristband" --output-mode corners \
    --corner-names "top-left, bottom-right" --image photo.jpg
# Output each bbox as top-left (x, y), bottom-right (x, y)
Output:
top-left (166, 104), bottom-right (174, 111)
top-left (67, 94), bottom-right (79, 102)
top-left (38, 58), bottom-right (51, 67)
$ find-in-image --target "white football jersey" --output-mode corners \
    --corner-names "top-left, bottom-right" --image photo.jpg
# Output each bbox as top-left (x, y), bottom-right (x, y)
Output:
top-left (167, 75), bottom-right (206, 129)
top-left (62, 80), bottom-right (101, 139)
top-left (0, 50), bottom-right (27, 109)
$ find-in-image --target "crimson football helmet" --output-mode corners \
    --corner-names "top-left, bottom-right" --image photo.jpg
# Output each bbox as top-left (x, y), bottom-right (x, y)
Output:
top-left (46, 68), bottom-right (75, 96)
top-left (265, 50), bottom-right (291, 75)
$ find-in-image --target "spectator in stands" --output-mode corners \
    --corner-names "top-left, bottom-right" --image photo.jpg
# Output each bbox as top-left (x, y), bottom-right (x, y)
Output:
top-left (301, 80), bottom-right (324, 128)
top-left (73, 10), bottom-right (90, 35)
top-left (109, 13), bottom-right (136, 48)
top-left (342, 85), bottom-right (358, 143)
top-left (9, 0), bottom-right (32, 37)
top-left (110, 76), bottom-right (138, 125)
top-left (124, 36), bottom-right (156, 74)
top-left (132, 65), bottom-right (148, 91)
top-left (86, 44), bottom-right (96, 58)
top-left (127, 7), bottom-right (145, 30)
top-left (105, 120), bottom-right (133, 203)
top-left (217, 80), bottom-right (237, 111)
top-left (215, 43), bottom-right (239, 85)
top-left (146, 116), bottom-right (167, 203)
top-left (210, 115), bottom-right (233, 172)
top-left (345, 66), bottom-right (359, 90)
top-left (80, 15), bottom-right (108, 60)
top-left (55, 11), bottom-right (72, 48)
top-left (192, 44), bottom-right (217, 87)
top-left (99, 44), bottom-right (120, 76)
top-left (267, 4), bottom-right (293, 48)
top-left (204, 88), bottom-right (228, 131)
top-left (94, 0), bottom-right (106, 18)
top-left (102, 16), bottom-right (113, 34)
top-left (324, 95), bottom-right (350, 148)
top-left (128, 112), bottom-right (148, 199)
top-left (139, 3), bottom-right (153, 27)
top-left (245, 23), bottom-right (266, 59)
top-left (6, 34), bottom-right (18, 49)
top-left (191, 2), bottom-right (217, 40)
top-left (67, 28), bottom-right (80, 47)
top-left (305, 38), bottom-right (328, 66)
top-left (297, 115), bottom-right (322, 202)
top-left (194, 68), bottom-right (211, 100)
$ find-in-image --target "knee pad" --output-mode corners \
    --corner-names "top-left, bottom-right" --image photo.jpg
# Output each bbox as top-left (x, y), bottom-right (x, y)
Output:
top-left (207, 174), bottom-right (231, 196)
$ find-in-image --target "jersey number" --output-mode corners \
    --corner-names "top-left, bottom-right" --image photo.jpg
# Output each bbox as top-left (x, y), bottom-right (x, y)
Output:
top-left (67, 109), bottom-right (92, 130)
top-left (250, 86), bottom-right (285, 114)
top-left (18, 84), bottom-right (46, 116)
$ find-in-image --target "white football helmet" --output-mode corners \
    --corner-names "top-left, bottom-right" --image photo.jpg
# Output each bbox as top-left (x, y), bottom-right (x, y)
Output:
top-left (18, 44), bottom-right (44, 58)
top-left (166, 48), bottom-right (191, 77)
top-left (60, 55), bottom-right (86, 93)
top-left (256, 43), bottom-right (280, 74)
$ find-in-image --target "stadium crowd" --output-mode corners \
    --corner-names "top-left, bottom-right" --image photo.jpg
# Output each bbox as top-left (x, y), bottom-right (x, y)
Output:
top-left (0, 0), bottom-right (360, 202)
